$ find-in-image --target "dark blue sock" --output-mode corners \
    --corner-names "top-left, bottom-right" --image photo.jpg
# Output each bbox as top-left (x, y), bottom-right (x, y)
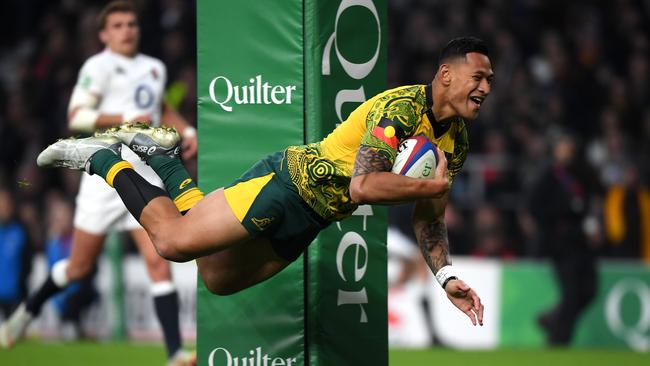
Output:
top-left (26, 276), bottom-right (64, 315)
top-left (153, 292), bottom-right (182, 358)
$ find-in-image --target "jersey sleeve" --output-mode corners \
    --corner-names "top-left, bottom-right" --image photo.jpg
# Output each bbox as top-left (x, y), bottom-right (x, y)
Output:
top-left (159, 61), bottom-right (168, 105)
top-left (159, 61), bottom-right (167, 87)
top-left (75, 57), bottom-right (109, 95)
top-left (360, 98), bottom-right (420, 163)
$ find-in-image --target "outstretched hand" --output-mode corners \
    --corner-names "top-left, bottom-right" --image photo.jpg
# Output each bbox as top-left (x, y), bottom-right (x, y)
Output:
top-left (445, 279), bottom-right (484, 326)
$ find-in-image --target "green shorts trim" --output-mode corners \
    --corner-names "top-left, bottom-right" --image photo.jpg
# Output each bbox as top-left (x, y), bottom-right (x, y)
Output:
top-left (224, 150), bottom-right (330, 261)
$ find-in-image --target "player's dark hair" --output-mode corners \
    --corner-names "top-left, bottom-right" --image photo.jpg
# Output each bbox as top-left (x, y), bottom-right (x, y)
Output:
top-left (98, 1), bottom-right (138, 30)
top-left (439, 37), bottom-right (489, 63)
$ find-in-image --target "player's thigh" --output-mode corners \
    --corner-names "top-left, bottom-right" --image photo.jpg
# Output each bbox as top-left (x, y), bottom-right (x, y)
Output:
top-left (130, 228), bottom-right (172, 282)
top-left (197, 237), bottom-right (289, 296)
top-left (174, 188), bottom-right (251, 256)
top-left (66, 228), bottom-right (106, 280)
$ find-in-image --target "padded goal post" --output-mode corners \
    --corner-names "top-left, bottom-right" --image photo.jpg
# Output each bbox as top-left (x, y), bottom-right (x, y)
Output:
top-left (197, 1), bottom-right (387, 364)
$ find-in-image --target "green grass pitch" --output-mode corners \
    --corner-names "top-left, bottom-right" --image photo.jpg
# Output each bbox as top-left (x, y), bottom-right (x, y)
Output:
top-left (389, 348), bottom-right (649, 366)
top-left (0, 341), bottom-right (167, 366)
top-left (0, 342), bottom-right (648, 365)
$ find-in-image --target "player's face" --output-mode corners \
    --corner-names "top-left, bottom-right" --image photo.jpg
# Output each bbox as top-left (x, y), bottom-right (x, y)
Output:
top-left (100, 12), bottom-right (140, 57)
top-left (447, 52), bottom-right (494, 120)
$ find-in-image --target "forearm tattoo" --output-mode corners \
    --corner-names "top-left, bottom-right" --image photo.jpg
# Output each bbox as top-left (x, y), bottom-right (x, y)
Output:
top-left (415, 218), bottom-right (450, 274)
top-left (353, 145), bottom-right (392, 176)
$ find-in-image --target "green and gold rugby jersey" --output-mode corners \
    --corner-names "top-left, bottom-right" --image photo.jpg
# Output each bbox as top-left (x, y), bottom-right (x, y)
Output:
top-left (286, 84), bottom-right (469, 221)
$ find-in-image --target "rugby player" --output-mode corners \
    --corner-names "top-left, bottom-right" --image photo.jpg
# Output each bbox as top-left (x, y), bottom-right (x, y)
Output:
top-left (0, 2), bottom-right (196, 365)
top-left (34, 36), bottom-right (492, 327)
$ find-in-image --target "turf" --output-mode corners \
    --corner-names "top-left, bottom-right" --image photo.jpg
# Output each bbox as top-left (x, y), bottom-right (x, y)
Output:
top-left (0, 341), bottom-right (167, 366)
top-left (1, 342), bottom-right (648, 365)
top-left (390, 348), bottom-right (650, 366)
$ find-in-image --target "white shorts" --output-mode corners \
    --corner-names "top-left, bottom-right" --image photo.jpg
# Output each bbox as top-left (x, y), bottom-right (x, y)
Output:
top-left (74, 148), bottom-right (164, 235)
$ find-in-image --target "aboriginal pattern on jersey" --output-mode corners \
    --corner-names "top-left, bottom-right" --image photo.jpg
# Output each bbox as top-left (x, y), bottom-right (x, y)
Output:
top-left (446, 121), bottom-right (468, 183)
top-left (286, 144), bottom-right (355, 221)
top-left (363, 85), bottom-right (428, 162)
top-left (286, 85), bottom-right (470, 221)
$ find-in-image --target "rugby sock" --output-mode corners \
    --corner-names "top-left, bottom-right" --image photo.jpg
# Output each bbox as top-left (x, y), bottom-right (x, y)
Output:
top-left (25, 276), bottom-right (63, 315)
top-left (112, 169), bottom-right (167, 221)
top-left (151, 282), bottom-right (182, 358)
top-left (89, 148), bottom-right (167, 220)
top-left (89, 150), bottom-right (194, 220)
top-left (147, 155), bottom-right (204, 213)
top-left (89, 149), bottom-right (129, 186)
top-left (26, 260), bottom-right (70, 315)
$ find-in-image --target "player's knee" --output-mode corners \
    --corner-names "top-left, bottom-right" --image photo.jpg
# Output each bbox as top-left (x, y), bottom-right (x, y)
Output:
top-left (150, 231), bottom-right (189, 262)
top-left (152, 238), bottom-right (179, 261)
top-left (148, 230), bottom-right (173, 260)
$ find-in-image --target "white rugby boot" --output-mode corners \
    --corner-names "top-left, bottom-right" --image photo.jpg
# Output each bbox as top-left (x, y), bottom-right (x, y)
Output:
top-left (99, 122), bottom-right (181, 161)
top-left (37, 135), bottom-right (122, 172)
top-left (0, 303), bottom-right (33, 349)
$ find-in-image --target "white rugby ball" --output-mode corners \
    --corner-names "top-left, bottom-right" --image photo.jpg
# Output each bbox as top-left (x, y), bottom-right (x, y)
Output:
top-left (391, 135), bottom-right (438, 178)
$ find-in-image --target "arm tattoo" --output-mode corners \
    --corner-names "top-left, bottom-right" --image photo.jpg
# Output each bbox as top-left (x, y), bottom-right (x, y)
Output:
top-left (353, 145), bottom-right (392, 177)
top-left (415, 218), bottom-right (450, 274)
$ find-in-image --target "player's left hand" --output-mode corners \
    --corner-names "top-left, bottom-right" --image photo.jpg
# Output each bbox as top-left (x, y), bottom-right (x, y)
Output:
top-left (445, 279), bottom-right (484, 326)
top-left (182, 134), bottom-right (198, 160)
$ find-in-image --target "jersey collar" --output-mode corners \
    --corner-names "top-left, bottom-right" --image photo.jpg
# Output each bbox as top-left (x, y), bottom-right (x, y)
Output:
top-left (424, 83), bottom-right (452, 139)
top-left (105, 48), bottom-right (140, 63)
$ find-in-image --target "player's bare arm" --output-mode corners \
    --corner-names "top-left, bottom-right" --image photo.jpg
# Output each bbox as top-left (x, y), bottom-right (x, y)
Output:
top-left (353, 145), bottom-right (393, 175)
top-left (349, 144), bottom-right (450, 204)
top-left (67, 89), bottom-right (153, 132)
top-left (413, 196), bottom-right (484, 326)
top-left (69, 109), bottom-right (153, 131)
top-left (413, 195), bottom-right (450, 274)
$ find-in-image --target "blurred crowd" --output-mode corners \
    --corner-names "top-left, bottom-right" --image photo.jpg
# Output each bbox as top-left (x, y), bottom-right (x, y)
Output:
top-left (0, 0), bottom-right (195, 252)
top-left (388, 0), bottom-right (650, 262)
top-left (0, 0), bottom-right (196, 314)
top-left (1, 0), bottom-right (649, 312)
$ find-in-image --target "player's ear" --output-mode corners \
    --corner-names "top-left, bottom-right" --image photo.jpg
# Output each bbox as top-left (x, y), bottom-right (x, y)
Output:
top-left (99, 29), bottom-right (108, 44)
top-left (438, 64), bottom-right (452, 86)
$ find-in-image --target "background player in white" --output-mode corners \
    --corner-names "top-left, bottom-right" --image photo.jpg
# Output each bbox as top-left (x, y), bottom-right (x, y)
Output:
top-left (0, 2), bottom-right (197, 365)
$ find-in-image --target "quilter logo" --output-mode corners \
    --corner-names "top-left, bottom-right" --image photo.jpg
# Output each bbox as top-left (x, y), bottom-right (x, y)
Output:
top-left (208, 75), bottom-right (297, 112)
top-left (335, 205), bottom-right (374, 323)
top-left (322, 0), bottom-right (381, 122)
top-left (323, 0), bottom-right (382, 324)
top-left (208, 346), bottom-right (297, 366)
top-left (605, 278), bottom-right (650, 351)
